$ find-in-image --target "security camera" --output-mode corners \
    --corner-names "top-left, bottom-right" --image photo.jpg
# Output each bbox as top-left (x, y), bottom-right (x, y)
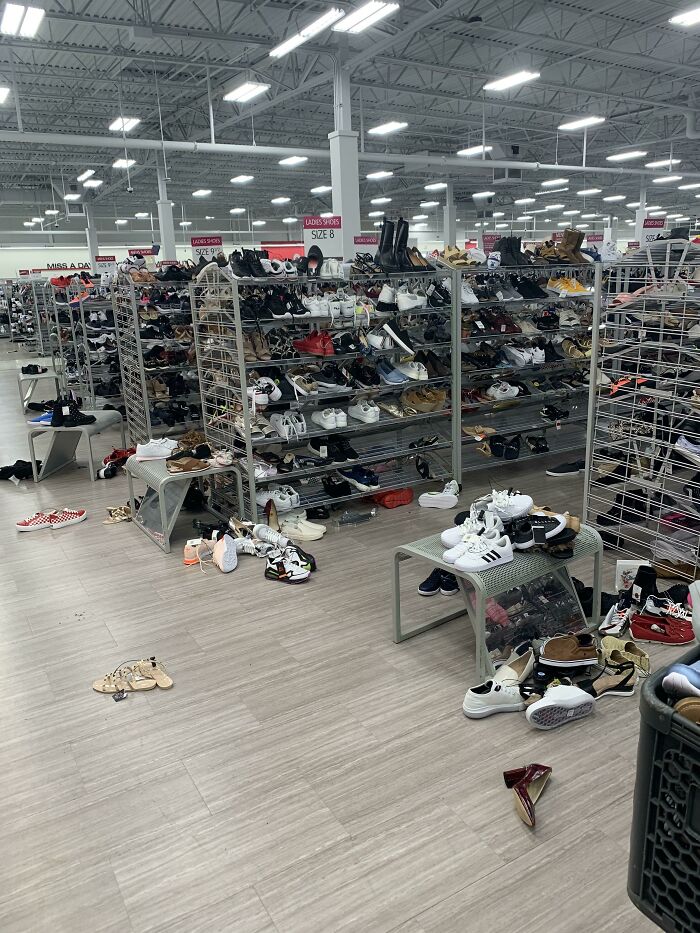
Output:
top-left (126, 186), bottom-right (134, 194)
top-left (511, 145), bottom-right (520, 156)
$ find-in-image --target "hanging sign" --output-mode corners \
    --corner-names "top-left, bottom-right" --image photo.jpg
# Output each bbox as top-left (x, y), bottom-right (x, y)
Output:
top-left (94, 255), bottom-right (116, 274)
top-left (303, 216), bottom-right (342, 257)
top-left (191, 235), bottom-right (223, 263)
top-left (482, 233), bottom-right (500, 252)
top-left (627, 241), bottom-right (640, 248)
top-left (643, 218), bottom-right (665, 229)
top-left (128, 247), bottom-right (158, 256)
top-left (354, 234), bottom-right (378, 246)
top-left (552, 231), bottom-right (564, 241)
top-left (585, 234), bottom-right (603, 243)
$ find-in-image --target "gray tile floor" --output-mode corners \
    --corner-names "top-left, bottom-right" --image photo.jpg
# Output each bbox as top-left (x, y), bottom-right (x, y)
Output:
top-left (0, 346), bottom-right (664, 932)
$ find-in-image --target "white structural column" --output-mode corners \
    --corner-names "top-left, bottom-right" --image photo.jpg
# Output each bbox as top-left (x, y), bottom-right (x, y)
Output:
top-left (328, 64), bottom-right (361, 260)
top-left (634, 180), bottom-right (647, 247)
top-left (156, 159), bottom-right (177, 260)
top-left (443, 182), bottom-right (456, 247)
top-left (84, 203), bottom-right (100, 271)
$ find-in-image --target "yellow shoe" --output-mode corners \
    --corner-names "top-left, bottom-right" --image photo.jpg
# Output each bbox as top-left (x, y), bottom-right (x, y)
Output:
top-left (547, 276), bottom-right (564, 290)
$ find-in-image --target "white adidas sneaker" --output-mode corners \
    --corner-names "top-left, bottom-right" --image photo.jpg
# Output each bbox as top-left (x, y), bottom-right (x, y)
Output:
top-left (453, 534), bottom-right (513, 572)
top-left (440, 506), bottom-right (503, 548)
top-left (474, 488), bottom-right (534, 521)
top-left (418, 480), bottom-right (460, 509)
top-left (442, 527), bottom-right (502, 564)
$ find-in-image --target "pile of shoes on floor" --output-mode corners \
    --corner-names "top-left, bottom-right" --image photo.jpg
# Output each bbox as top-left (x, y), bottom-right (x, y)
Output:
top-left (419, 486), bottom-right (580, 571)
top-left (92, 656), bottom-right (173, 697)
top-left (183, 519), bottom-right (317, 584)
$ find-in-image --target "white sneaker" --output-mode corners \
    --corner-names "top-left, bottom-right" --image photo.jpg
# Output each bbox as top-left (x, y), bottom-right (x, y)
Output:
top-left (418, 480), bottom-right (460, 509)
top-left (270, 411), bottom-right (306, 440)
top-left (280, 515), bottom-right (325, 541)
top-left (441, 506), bottom-right (503, 548)
top-left (366, 326), bottom-right (395, 350)
top-left (443, 527), bottom-right (501, 564)
top-left (531, 346), bottom-right (545, 364)
top-left (252, 524), bottom-right (289, 548)
top-left (348, 399), bottom-right (380, 423)
top-left (462, 679), bottom-right (525, 718)
top-left (241, 457), bottom-right (277, 480)
top-left (525, 683), bottom-right (595, 730)
top-left (376, 284), bottom-right (396, 309)
top-left (394, 359), bottom-right (429, 381)
top-left (396, 286), bottom-right (424, 311)
top-left (461, 282), bottom-right (479, 305)
top-left (453, 534), bottom-right (513, 572)
top-left (486, 382), bottom-right (519, 401)
top-left (135, 437), bottom-right (179, 460)
top-left (475, 489), bottom-right (534, 521)
top-left (311, 408), bottom-right (338, 429)
top-left (501, 345), bottom-right (532, 367)
top-left (254, 486), bottom-right (298, 512)
top-left (674, 435), bottom-right (700, 466)
top-left (559, 310), bottom-right (581, 327)
top-left (253, 375), bottom-right (281, 402)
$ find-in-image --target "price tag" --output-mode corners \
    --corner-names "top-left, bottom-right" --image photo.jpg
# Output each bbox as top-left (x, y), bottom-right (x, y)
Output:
top-left (476, 320), bottom-right (485, 330)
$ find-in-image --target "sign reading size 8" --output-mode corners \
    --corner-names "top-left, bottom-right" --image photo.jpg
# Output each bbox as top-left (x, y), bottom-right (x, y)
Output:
top-left (94, 255), bottom-right (116, 274)
top-left (191, 235), bottom-right (223, 263)
top-left (303, 216), bottom-right (342, 258)
top-left (643, 218), bottom-right (665, 229)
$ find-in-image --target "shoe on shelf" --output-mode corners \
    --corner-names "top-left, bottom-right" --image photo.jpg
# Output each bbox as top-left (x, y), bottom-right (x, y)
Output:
top-left (441, 505), bottom-right (503, 549)
top-left (381, 317), bottom-right (415, 354)
top-left (348, 399), bottom-right (380, 423)
top-left (337, 466), bottom-right (379, 492)
top-left (453, 534), bottom-right (513, 572)
top-left (311, 408), bottom-right (341, 430)
top-left (525, 682), bottom-right (595, 730)
top-left (418, 480), bottom-right (460, 509)
top-left (135, 437), bottom-right (179, 460)
top-left (474, 488), bottom-right (533, 521)
top-left (503, 763), bottom-right (552, 828)
top-left (443, 526), bottom-right (501, 564)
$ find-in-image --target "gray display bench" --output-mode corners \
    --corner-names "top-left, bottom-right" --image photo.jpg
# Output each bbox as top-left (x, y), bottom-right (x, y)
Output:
top-left (27, 409), bottom-right (125, 483)
top-left (125, 456), bottom-right (244, 553)
top-left (18, 368), bottom-right (63, 411)
top-left (392, 524), bottom-right (603, 680)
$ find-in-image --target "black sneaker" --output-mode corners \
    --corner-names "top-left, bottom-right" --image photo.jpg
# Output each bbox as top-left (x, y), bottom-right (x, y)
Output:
top-left (545, 459), bottom-right (585, 477)
top-left (347, 361), bottom-right (380, 388)
top-left (50, 398), bottom-right (65, 427)
top-left (329, 435), bottom-right (359, 463)
top-left (308, 436), bottom-right (331, 459)
top-left (63, 399), bottom-right (96, 427)
top-left (381, 317), bottom-right (415, 354)
top-left (243, 249), bottom-right (266, 277)
top-left (596, 492), bottom-right (650, 526)
top-left (315, 363), bottom-right (349, 390)
top-left (540, 405), bottom-right (569, 422)
top-left (322, 474), bottom-right (353, 498)
top-left (543, 341), bottom-right (563, 362)
top-left (306, 505), bottom-right (330, 520)
top-left (418, 568), bottom-right (458, 596)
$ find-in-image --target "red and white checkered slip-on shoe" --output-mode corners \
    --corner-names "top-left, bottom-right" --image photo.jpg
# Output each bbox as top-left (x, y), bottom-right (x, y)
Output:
top-left (15, 511), bottom-right (55, 532)
top-left (50, 508), bottom-right (87, 529)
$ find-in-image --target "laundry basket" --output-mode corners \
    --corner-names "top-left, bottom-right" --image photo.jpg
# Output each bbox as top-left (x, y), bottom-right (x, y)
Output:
top-left (628, 644), bottom-right (700, 932)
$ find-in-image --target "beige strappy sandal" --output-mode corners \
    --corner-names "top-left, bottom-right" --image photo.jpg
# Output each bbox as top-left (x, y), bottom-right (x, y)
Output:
top-left (92, 666), bottom-right (157, 693)
top-left (103, 505), bottom-right (132, 524)
top-left (134, 657), bottom-right (174, 689)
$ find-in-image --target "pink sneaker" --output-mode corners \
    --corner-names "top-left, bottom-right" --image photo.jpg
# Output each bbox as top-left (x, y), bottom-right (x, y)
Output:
top-left (50, 507), bottom-right (87, 529)
top-left (15, 510), bottom-right (55, 532)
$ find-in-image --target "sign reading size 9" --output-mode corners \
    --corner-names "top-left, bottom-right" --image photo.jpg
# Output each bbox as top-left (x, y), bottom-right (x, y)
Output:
top-left (191, 235), bottom-right (223, 263)
top-left (303, 216), bottom-right (342, 258)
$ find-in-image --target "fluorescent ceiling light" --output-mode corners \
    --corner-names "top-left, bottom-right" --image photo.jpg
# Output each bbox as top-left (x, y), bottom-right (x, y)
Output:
top-left (492, 211), bottom-right (505, 217)
top-left (366, 170), bottom-right (393, 179)
top-left (412, 213), bottom-right (428, 220)
top-left (556, 221), bottom-right (570, 227)
top-left (367, 120), bottom-right (407, 135)
top-left (558, 116), bottom-right (605, 131)
top-left (577, 187), bottom-right (601, 195)
top-left (373, 221), bottom-right (383, 226)
top-left (270, 8), bottom-right (345, 57)
top-left (368, 210), bottom-right (385, 216)
top-left (179, 221), bottom-right (192, 226)
top-left (645, 205), bottom-right (662, 210)
top-left (205, 215), bottom-right (215, 220)
top-left (541, 177), bottom-right (568, 187)
top-left (424, 182), bottom-right (447, 191)
top-left (626, 201), bottom-right (640, 208)
top-left (270, 196), bottom-right (290, 204)
top-left (192, 189), bottom-right (211, 197)
top-left (667, 213), bottom-right (683, 219)
top-left (223, 82), bottom-right (269, 103)
top-left (648, 210), bottom-right (667, 216)
top-left (413, 223), bottom-right (427, 229)
top-left (63, 193), bottom-right (80, 201)
top-left (30, 216), bottom-right (41, 222)
top-left (333, 1), bottom-right (398, 34)
top-left (678, 182), bottom-right (700, 190)
top-left (252, 220), bottom-right (266, 226)
top-left (544, 203), bottom-right (565, 209)
top-left (113, 158), bottom-right (135, 169)
top-left (457, 144), bottom-right (493, 157)
top-left (0, 86), bottom-right (9, 104)
top-left (473, 190), bottom-right (495, 198)
top-left (602, 194), bottom-right (625, 201)
top-left (77, 169), bottom-right (95, 182)
top-left (109, 117), bottom-right (140, 133)
top-left (231, 175), bottom-right (254, 184)
top-left (420, 200), bottom-right (439, 207)
top-left (677, 216), bottom-right (690, 221)
top-left (581, 213), bottom-right (598, 218)
top-left (578, 224), bottom-right (589, 229)
top-left (517, 215), bottom-right (533, 220)
top-left (562, 209), bottom-right (580, 215)
top-left (282, 216), bottom-right (298, 223)
top-left (22, 221), bottom-right (35, 227)
top-left (652, 175), bottom-right (683, 184)
top-left (310, 184), bottom-right (332, 194)
top-left (134, 212), bottom-right (149, 219)
top-left (278, 156), bottom-right (308, 165)
top-left (483, 70), bottom-right (539, 91)
top-left (371, 196), bottom-right (391, 204)
top-left (44, 209), bottom-right (58, 215)
top-left (606, 150), bottom-right (647, 162)
top-left (495, 223), bottom-right (508, 229)
top-left (670, 7), bottom-right (700, 26)
top-left (1, 4), bottom-right (44, 37)
top-left (645, 158), bottom-right (681, 168)
top-left (82, 179), bottom-right (103, 188)
top-left (514, 197), bottom-right (536, 205)
top-left (229, 207), bottom-right (246, 214)
top-left (529, 208), bottom-right (548, 214)
top-left (319, 212), bottom-right (334, 218)
top-left (114, 219), bottom-right (128, 225)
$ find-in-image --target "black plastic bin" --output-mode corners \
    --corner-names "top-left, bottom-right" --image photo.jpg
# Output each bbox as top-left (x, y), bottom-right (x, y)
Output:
top-left (628, 644), bottom-right (700, 932)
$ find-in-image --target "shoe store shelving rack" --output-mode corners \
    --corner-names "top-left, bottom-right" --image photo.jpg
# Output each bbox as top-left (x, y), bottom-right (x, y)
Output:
top-left (50, 281), bottom-right (97, 407)
top-left (584, 243), bottom-right (700, 581)
top-left (28, 279), bottom-right (53, 356)
top-left (440, 260), bottom-right (603, 477)
top-left (191, 265), bottom-right (462, 522)
top-left (112, 273), bottom-right (201, 445)
top-left (5, 281), bottom-right (37, 347)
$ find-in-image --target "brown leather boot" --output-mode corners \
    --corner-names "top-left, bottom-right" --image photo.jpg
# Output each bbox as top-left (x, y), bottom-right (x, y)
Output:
top-left (556, 228), bottom-right (578, 263)
top-left (571, 229), bottom-right (587, 263)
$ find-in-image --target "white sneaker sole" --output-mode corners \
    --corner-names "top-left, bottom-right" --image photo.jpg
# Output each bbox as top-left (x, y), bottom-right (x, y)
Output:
top-left (674, 443), bottom-right (700, 466)
top-left (463, 699), bottom-right (525, 718)
top-left (418, 495), bottom-right (458, 509)
top-left (16, 521), bottom-right (53, 532)
top-left (453, 553), bottom-right (512, 572)
top-left (51, 513), bottom-right (87, 530)
top-left (526, 697), bottom-right (594, 729)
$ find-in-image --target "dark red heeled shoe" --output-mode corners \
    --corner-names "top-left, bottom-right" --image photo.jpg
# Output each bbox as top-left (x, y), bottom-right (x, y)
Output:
top-left (502, 763), bottom-right (552, 827)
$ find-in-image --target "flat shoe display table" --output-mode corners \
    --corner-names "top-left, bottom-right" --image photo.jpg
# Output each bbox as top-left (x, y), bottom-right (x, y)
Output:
top-left (125, 456), bottom-right (244, 553)
top-left (28, 410), bottom-right (125, 483)
top-left (392, 524), bottom-right (603, 680)
top-left (17, 368), bottom-right (63, 411)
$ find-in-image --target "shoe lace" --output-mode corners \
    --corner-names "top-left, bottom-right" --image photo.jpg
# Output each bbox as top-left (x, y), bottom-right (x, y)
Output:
top-left (666, 602), bottom-right (691, 620)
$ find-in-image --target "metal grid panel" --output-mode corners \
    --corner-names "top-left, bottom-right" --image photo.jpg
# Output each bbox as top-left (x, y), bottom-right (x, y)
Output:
top-left (112, 276), bottom-right (152, 445)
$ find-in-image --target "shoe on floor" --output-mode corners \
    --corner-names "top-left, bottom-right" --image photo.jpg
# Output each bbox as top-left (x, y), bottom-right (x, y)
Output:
top-left (418, 480), bottom-right (460, 509)
top-left (539, 632), bottom-right (598, 667)
top-left (418, 569), bottom-right (458, 596)
top-left (545, 460), bottom-right (585, 477)
top-left (15, 510), bottom-right (56, 532)
top-left (525, 682), bottom-right (595, 729)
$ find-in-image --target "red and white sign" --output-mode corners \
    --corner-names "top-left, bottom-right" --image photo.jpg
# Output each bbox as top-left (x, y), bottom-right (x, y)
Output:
top-left (643, 218), bottom-right (665, 229)
top-left (128, 247), bottom-right (158, 256)
top-left (482, 233), bottom-right (500, 252)
top-left (627, 241), bottom-right (640, 249)
top-left (552, 231), bottom-right (564, 241)
top-left (585, 233), bottom-right (603, 243)
top-left (354, 235), bottom-right (378, 246)
top-left (94, 254), bottom-right (116, 274)
top-left (191, 235), bottom-right (223, 263)
top-left (156, 259), bottom-right (179, 268)
top-left (303, 215), bottom-right (342, 257)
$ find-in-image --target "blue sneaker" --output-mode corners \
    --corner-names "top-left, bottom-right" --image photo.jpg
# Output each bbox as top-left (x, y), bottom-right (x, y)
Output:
top-left (418, 569), bottom-right (458, 597)
top-left (376, 359), bottom-right (409, 385)
top-left (27, 412), bottom-right (52, 425)
top-left (338, 466), bottom-right (379, 492)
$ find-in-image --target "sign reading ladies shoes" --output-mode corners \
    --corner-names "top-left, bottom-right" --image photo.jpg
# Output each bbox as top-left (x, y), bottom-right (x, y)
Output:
top-left (303, 216), bottom-right (342, 258)
top-left (191, 235), bottom-right (223, 264)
